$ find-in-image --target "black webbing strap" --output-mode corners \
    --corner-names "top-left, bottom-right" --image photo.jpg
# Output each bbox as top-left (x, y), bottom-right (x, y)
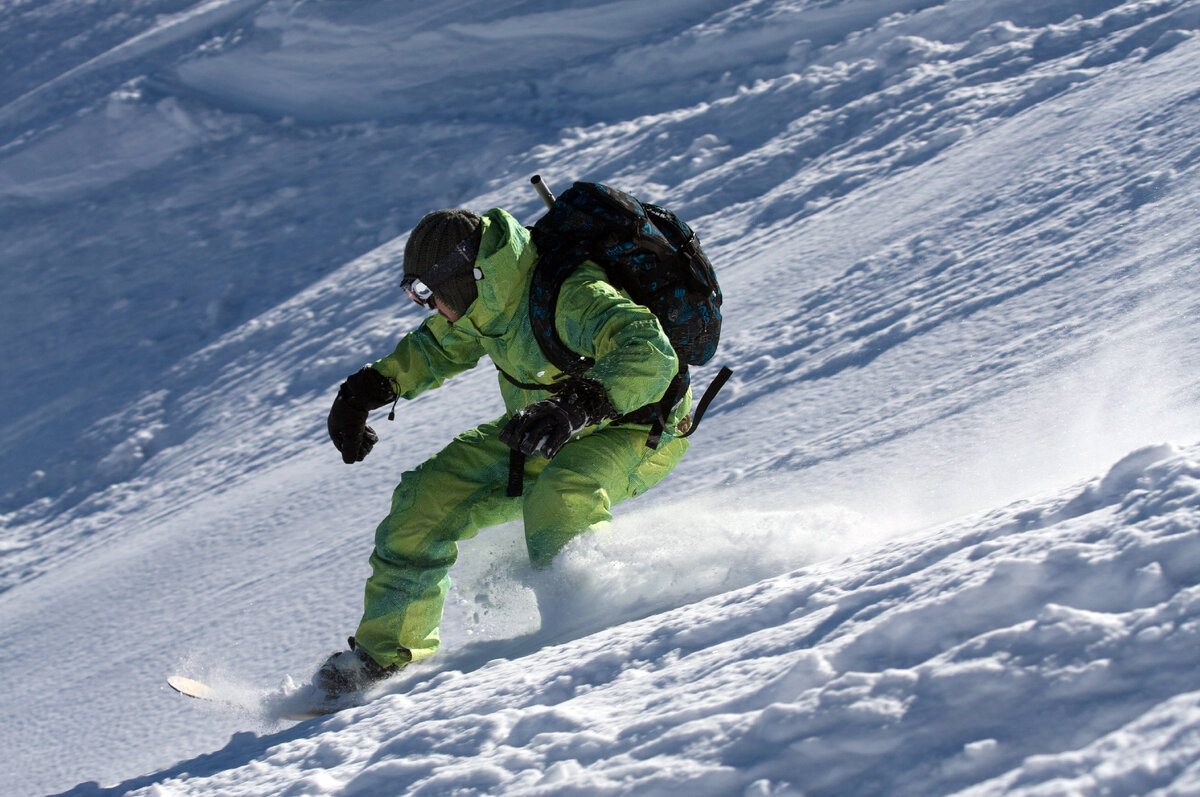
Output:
top-left (507, 448), bottom-right (525, 498)
top-left (499, 364), bottom-right (733, 496)
top-left (498, 366), bottom-right (559, 498)
top-left (679, 365), bottom-right (733, 439)
top-left (497, 365), bottom-right (566, 393)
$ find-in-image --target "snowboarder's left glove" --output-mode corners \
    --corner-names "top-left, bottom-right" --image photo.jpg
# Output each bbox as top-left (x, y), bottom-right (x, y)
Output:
top-left (500, 377), bottom-right (615, 459)
top-left (328, 366), bottom-right (396, 464)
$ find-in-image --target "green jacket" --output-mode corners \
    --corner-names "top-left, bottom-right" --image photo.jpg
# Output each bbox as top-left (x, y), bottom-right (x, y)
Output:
top-left (372, 208), bottom-right (691, 432)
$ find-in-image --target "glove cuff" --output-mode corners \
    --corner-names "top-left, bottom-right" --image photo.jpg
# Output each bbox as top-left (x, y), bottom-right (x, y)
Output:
top-left (340, 366), bottom-right (397, 411)
top-left (554, 377), bottom-right (616, 431)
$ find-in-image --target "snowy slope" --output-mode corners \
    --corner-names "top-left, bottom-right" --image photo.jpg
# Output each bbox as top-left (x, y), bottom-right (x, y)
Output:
top-left (76, 443), bottom-right (1200, 796)
top-left (2, 0), bottom-right (1200, 795)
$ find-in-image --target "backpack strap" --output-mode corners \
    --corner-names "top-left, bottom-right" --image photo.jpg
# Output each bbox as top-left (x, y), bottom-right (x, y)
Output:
top-left (527, 249), bottom-right (595, 377)
top-left (507, 449), bottom-right (526, 498)
top-left (610, 369), bottom-right (689, 449)
top-left (496, 365), bottom-right (568, 393)
top-left (498, 365), bottom-right (732, 496)
top-left (679, 366), bottom-right (733, 439)
top-left (613, 365), bottom-right (733, 447)
top-left (497, 366), bottom-right (562, 497)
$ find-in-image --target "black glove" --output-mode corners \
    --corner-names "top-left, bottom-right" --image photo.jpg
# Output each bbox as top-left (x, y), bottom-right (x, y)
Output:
top-left (328, 366), bottom-right (397, 464)
top-left (500, 378), bottom-right (616, 459)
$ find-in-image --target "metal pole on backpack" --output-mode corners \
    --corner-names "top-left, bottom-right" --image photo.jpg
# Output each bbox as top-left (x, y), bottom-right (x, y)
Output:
top-left (531, 174), bottom-right (556, 210)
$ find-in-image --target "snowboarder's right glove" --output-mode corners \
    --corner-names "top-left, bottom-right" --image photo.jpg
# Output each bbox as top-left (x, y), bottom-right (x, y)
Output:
top-left (327, 366), bottom-right (397, 464)
top-left (499, 377), bottom-right (616, 459)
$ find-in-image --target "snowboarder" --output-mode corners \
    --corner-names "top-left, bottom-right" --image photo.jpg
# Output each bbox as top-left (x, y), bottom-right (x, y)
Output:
top-left (315, 205), bottom-right (693, 696)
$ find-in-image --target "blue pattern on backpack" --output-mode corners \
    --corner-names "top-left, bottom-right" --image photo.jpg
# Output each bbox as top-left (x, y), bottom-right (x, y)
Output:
top-left (528, 182), bottom-right (724, 383)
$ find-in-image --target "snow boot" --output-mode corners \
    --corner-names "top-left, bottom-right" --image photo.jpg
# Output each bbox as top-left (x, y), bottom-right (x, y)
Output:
top-left (313, 637), bottom-right (400, 697)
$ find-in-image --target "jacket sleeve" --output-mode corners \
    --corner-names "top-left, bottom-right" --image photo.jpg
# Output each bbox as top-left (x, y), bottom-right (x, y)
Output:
top-left (554, 264), bottom-right (679, 414)
top-left (372, 313), bottom-right (485, 399)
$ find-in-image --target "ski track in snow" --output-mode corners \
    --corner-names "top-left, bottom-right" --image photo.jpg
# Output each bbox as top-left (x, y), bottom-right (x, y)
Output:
top-left (2, 0), bottom-right (1200, 794)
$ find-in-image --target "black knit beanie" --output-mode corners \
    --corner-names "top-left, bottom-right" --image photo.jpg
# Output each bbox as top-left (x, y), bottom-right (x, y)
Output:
top-left (403, 209), bottom-right (482, 317)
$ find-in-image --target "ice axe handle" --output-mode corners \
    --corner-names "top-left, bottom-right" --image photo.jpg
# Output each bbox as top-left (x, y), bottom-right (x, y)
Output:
top-left (531, 174), bottom-right (555, 210)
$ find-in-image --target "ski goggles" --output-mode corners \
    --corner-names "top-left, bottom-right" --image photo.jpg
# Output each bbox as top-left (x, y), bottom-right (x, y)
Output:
top-left (401, 273), bottom-right (437, 309)
top-left (400, 229), bottom-right (483, 311)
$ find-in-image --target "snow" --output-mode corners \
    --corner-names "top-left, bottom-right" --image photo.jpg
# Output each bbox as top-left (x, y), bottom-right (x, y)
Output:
top-left (3, 0), bottom-right (1200, 794)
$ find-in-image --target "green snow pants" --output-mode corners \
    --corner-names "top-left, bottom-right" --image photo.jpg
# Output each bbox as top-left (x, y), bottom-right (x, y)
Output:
top-left (353, 416), bottom-right (689, 668)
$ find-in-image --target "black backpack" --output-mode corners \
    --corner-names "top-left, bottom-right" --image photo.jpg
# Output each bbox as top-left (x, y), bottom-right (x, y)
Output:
top-left (524, 180), bottom-right (732, 446)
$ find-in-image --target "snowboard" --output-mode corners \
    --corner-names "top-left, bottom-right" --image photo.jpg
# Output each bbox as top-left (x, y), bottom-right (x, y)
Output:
top-left (167, 674), bottom-right (360, 720)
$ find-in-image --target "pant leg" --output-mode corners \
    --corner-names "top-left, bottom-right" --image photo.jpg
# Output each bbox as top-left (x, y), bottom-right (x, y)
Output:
top-left (523, 426), bottom-right (689, 568)
top-left (354, 419), bottom-right (540, 666)
top-left (356, 420), bottom-right (688, 666)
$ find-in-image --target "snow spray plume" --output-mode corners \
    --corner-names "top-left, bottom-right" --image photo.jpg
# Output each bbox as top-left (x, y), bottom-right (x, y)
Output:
top-left (443, 489), bottom-right (892, 649)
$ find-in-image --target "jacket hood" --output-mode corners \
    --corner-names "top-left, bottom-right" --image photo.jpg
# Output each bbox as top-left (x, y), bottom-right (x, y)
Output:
top-left (453, 208), bottom-right (535, 338)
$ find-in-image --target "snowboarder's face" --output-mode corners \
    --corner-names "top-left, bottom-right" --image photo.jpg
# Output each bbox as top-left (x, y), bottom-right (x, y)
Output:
top-left (402, 273), bottom-right (460, 322)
